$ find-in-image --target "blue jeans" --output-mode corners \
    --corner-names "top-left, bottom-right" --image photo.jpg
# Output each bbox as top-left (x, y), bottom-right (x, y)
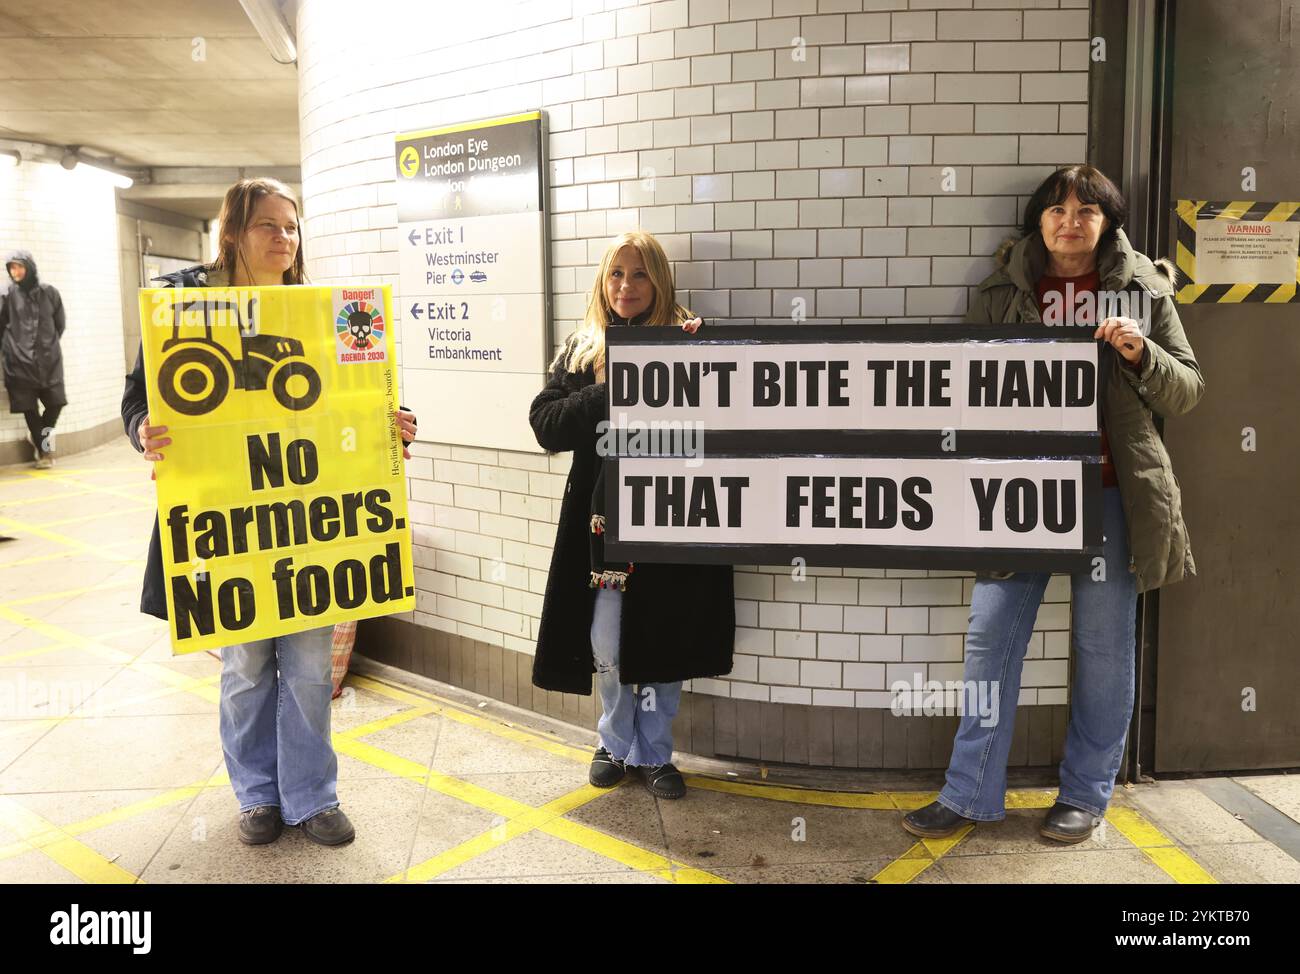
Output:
top-left (218, 624), bottom-right (339, 825)
top-left (590, 586), bottom-right (681, 767)
top-left (938, 487), bottom-right (1138, 821)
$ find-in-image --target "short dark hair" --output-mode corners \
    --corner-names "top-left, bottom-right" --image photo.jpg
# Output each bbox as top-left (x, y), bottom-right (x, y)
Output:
top-left (1021, 165), bottom-right (1128, 244)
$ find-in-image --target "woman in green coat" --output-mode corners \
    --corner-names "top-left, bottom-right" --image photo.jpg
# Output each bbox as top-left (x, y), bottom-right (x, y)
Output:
top-left (903, 165), bottom-right (1204, 843)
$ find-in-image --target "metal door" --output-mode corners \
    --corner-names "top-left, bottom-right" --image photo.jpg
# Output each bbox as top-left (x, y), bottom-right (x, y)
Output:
top-left (1152, 0), bottom-right (1300, 771)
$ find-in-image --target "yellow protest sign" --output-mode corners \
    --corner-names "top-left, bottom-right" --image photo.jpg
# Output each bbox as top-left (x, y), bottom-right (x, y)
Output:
top-left (137, 283), bottom-right (416, 654)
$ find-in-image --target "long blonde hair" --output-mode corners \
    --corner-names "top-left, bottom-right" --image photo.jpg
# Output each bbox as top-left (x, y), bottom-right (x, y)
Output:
top-left (554, 230), bottom-right (693, 375)
top-left (213, 177), bottom-right (308, 285)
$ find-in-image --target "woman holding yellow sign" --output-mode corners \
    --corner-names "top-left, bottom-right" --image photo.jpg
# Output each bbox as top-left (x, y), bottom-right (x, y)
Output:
top-left (121, 177), bottom-right (418, 847)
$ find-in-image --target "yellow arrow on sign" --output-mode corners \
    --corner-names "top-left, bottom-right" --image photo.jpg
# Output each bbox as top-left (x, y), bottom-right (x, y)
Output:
top-left (398, 146), bottom-right (419, 178)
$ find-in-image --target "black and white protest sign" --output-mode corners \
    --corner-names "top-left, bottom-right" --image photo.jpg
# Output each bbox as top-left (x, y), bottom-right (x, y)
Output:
top-left (606, 456), bottom-right (1097, 571)
top-left (602, 325), bottom-right (1103, 571)
top-left (607, 325), bottom-right (1097, 432)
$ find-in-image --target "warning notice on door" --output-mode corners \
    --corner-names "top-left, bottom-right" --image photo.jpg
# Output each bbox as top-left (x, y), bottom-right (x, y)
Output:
top-left (1195, 219), bottom-right (1300, 284)
top-left (1175, 200), bottom-right (1300, 302)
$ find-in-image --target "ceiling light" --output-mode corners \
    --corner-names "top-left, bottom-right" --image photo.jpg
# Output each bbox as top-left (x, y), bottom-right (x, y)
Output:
top-left (0, 149), bottom-right (18, 167)
top-left (78, 159), bottom-right (134, 189)
top-left (239, 0), bottom-right (297, 64)
top-left (63, 149), bottom-right (135, 188)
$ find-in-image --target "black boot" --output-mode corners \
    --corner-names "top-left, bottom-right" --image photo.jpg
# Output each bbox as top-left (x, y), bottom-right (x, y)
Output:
top-left (300, 807), bottom-right (355, 846)
top-left (1040, 803), bottom-right (1102, 843)
top-left (902, 800), bottom-right (975, 839)
top-left (640, 763), bottom-right (686, 799)
top-left (238, 805), bottom-right (283, 845)
top-left (589, 746), bottom-right (626, 787)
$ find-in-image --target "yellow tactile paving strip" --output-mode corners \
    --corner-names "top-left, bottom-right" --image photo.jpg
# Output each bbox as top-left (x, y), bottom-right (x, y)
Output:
top-left (0, 452), bottom-right (1219, 885)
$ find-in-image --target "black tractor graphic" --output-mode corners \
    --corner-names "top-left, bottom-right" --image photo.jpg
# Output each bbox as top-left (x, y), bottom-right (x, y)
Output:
top-left (157, 298), bottom-right (322, 416)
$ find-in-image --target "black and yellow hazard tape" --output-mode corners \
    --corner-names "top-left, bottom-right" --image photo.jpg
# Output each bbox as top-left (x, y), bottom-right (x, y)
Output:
top-left (1174, 200), bottom-right (1300, 303)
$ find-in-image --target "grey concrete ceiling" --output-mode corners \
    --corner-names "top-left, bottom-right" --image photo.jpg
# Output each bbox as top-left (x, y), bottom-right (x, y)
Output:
top-left (0, 0), bottom-right (300, 216)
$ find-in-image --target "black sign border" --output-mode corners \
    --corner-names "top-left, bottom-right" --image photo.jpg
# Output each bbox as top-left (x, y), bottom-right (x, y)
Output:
top-left (603, 323), bottom-right (1106, 571)
top-left (605, 454), bottom-right (1104, 572)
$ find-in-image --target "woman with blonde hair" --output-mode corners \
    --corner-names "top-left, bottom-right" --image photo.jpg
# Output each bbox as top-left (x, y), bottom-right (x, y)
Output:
top-left (529, 231), bottom-right (735, 798)
top-left (121, 177), bottom-right (418, 846)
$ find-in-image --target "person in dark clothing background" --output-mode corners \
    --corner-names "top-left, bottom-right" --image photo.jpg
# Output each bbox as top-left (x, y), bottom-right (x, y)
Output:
top-left (0, 250), bottom-right (67, 468)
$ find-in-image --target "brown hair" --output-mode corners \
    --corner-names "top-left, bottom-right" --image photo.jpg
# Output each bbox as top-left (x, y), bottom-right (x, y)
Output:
top-left (555, 230), bottom-right (693, 375)
top-left (1021, 164), bottom-right (1129, 247)
top-left (213, 177), bottom-right (307, 285)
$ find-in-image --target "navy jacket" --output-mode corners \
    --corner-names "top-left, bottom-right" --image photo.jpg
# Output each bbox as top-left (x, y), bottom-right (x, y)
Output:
top-left (121, 265), bottom-right (212, 618)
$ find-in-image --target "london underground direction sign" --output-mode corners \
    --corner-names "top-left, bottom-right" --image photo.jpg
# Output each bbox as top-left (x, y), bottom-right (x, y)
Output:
top-left (395, 111), bottom-right (550, 452)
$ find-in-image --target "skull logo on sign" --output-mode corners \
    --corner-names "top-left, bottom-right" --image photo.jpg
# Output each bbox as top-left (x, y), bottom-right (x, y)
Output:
top-left (348, 310), bottom-right (373, 349)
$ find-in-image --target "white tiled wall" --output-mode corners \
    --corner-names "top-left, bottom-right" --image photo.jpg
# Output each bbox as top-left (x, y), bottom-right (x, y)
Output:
top-left (0, 161), bottom-right (127, 448)
top-left (296, 0), bottom-right (1090, 708)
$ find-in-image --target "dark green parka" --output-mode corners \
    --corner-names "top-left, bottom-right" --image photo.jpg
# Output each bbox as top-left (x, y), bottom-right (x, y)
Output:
top-left (967, 227), bottom-right (1204, 593)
